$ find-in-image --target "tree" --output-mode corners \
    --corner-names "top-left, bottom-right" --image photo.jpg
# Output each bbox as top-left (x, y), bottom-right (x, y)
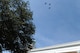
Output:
top-left (0, 0), bottom-right (35, 53)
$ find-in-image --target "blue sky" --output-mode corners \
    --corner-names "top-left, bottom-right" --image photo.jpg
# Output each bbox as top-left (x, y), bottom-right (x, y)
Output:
top-left (2, 50), bottom-right (11, 53)
top-left (2, 0), bottom-right (80, 53)
top-left (24, 0), bottom-right (80, 48)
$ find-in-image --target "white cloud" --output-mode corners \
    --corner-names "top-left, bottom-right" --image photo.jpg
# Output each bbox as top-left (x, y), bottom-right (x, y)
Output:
top-left (34, 33), bottom-right (60, 48)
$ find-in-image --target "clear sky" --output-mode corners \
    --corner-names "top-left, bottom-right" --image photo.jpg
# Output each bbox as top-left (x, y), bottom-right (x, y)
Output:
top-left (2, 0), bottom-right (80, 53)
top-left (25, 0), bottom-right (80, 48)
top-left (2, 50), bottom-right (11, 53)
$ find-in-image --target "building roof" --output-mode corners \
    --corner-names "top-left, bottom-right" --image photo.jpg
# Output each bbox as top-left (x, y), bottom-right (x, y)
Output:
top-left (31, 40), bottom-right (80, 52)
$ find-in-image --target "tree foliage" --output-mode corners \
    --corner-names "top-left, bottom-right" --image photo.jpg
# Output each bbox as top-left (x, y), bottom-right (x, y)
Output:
top-left (0, 0), bottom-right (35, 53)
